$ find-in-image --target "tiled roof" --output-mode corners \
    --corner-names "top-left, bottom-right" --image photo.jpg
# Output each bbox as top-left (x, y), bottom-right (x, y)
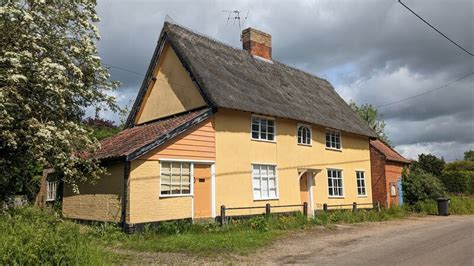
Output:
top-left (91, 109), bottom-right (210, 161)
top-left (370, 139), bottom-right (410, 164)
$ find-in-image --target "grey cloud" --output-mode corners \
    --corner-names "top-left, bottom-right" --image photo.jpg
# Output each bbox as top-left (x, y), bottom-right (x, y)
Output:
top-left (94, 0), bottom-right (474, 161)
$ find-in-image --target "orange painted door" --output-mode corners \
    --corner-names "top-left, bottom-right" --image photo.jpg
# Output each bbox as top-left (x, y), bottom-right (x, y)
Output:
top-left (193, 164), bottom-right (212, 218)
top-left (300, 173), bottom-right (309, 205)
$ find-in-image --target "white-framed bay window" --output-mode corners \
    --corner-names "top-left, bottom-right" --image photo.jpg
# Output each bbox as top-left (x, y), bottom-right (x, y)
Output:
top-left (160, 161), bottom-right (191, 196)
top-left (356, 171), bottom-right (367, 196)
top-left (251, 116), bottom-right (275, 141)
top-left (327, 169), bottom-right (344, 197)
top-left (252, 164), bottom-right (278, 200)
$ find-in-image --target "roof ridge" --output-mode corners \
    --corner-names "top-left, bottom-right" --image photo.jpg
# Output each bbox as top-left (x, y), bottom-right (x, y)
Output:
top-left (164, 21), bottom-right (331, 85)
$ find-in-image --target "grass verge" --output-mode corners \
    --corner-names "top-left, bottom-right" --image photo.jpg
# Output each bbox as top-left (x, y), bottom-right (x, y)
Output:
top-left (0, 207), bottom-right (114, 265)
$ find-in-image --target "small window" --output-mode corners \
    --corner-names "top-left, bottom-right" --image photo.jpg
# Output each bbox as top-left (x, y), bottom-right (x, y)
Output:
top-left (356, 171), bottom-right (367, 196)
top-left (326, 129), bottom-right (341, 150)
top-left (46, 180), bottom-right (59, 201)
top-left (252, 164), bottom-right (278, 200)
top-left (251, 116), bottom-right (275, 141)
top-left (297, 125), bottom-right (312, 145)
top-left (328, 169), bottom-right (343, 197)
top-left (160, 161), bottom-right (191, 196)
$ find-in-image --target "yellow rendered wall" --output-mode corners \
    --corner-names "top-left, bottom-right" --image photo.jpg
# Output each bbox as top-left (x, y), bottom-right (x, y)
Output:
top-left (135, 43), bottom-right (206, 125)
top-left (128, 159), bottom-right (192, 223)
top-left (129, 120), bottom-right (215, 223)
top-left (214, 108), bottom-right (372, 216)
top-left (63, 162), bottom-right (124, 222)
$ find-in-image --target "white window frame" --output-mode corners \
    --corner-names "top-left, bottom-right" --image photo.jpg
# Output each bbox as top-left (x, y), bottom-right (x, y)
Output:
top-left (325, 129), bottom-right (342, 150)
top-left (356, 170), bottom-right (367, 197)
top-left (327, 169), bottom-right (344, 198)
top-left (46, 180), bottom-right (58, 201)
top-left (251, 115), bottom-right (276, 142)
top-left (251, 163), bottom-right (279, 200)
top-left (297, 124), bottom-right (312, 146)
top-left (160, 161), bottom-right (193, 197)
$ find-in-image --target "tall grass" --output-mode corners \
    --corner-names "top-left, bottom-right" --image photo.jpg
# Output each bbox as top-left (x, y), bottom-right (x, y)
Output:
top-left (409, 195), bottom-right (474, 215)
top-left (0, 207), bottom-right (111, 265)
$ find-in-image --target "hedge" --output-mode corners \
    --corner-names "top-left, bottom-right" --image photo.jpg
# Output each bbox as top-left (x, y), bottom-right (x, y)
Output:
top-left (440, 170), bottom-right (474, 195)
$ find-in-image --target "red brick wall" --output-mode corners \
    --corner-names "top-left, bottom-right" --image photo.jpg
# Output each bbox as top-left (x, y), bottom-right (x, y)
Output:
top-left (370, 145), bottom-right (387, 207)
top-left (385, 162), bottom-right (404, 207)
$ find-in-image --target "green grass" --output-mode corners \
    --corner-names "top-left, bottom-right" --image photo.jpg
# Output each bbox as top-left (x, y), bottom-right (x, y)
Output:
top-left (3, 195), bottom-right (472, 263)
top-left (410, 194), bottom-right (474, 215)
top-left (0, 207), bottom-right (114, 265)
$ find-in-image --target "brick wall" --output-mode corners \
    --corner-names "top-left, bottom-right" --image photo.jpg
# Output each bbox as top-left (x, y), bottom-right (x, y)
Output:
top-left (370, 145), bottom-right (388, 207)
top-left (385, 162), bottom-right (404, 207)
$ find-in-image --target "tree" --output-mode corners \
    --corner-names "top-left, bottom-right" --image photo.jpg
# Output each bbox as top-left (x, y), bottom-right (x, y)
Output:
top-left (464, 150), bottom-right (474, 161)
top-left (402, 169), bottom-right (445, 205)
top-left (83, 117), bottom-right (120, 141)
top-left (412, 153), bottom-right (445, 177)
top-left (349, 101), bottom-right (390, 143)
top-left (0, 1), bottom-right (119, 199)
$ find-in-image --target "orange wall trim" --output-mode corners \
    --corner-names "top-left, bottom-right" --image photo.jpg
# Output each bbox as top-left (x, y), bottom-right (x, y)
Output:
top-left (141, 118), bottom-right (216, 161)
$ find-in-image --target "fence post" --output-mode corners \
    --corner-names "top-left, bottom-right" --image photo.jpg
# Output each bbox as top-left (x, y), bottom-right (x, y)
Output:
top-left (376, 202), bottom-right (381, 212)
top-left (265, 203), bottom-right (271, 217)
top-left (323, 203), bottom-right (328, 212)
top-left (303, 202), bottom-right (308, 216)
top-left (352, 202), bottom-right (357, 213)
top-left (220, 205), bottom-right (226, 226)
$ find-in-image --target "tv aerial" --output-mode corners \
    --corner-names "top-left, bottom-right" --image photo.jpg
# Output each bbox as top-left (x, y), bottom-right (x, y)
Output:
top-left (222, 10), bottom-right (249, 31)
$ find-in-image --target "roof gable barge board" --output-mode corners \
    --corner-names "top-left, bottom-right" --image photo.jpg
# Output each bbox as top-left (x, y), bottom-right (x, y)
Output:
top-left (125, 32), bottom-right (215, 128)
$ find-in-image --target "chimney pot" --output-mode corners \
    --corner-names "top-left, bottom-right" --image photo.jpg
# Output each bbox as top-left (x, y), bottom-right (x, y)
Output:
top-left (242, 27), bottom-right (272, 60)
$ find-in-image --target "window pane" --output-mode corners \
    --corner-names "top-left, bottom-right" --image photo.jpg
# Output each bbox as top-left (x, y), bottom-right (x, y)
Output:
top-left (252, 131), bottom-right (259, 139)
top-left (267, 120), bottom-right (274, 127)
top-left (268, 133), bottom-right (274, 141)
top-left (254, 189), bottom-right (261, 198)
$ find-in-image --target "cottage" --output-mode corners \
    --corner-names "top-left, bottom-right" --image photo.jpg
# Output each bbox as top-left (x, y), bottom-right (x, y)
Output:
top-left (57, 22), bottom-right (378, 229)
top-left (370, 139), bottom-right (410, 207)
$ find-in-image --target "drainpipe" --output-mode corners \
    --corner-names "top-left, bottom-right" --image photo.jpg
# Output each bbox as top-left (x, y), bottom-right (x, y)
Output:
top-left (122, 161), bottom-right (131, 232)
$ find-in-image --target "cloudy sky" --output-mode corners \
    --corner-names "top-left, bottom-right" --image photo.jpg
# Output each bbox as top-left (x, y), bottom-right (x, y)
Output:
top-left (94, 0), bottom-right (473, 161)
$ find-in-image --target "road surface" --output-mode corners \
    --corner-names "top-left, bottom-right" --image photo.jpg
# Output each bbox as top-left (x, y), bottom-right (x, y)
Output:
top-left (253, 215), bottom-right (474, 265)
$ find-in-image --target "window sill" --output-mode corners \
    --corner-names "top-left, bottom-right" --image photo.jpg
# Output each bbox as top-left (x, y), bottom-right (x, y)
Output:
top-left (160, 194), bottom-right (193, 198)
top-left (297, 143), bottom-right (312, 147)
top-left (46, 199), bottom-right (55, 202)
top-left (251, 138), bottom-right (276, 144)
top-left (253, 198), bottom-right (279, 201)
top-left (325, 147), bottom-right (342, 152)
top-left (328, 196), bottom-right (345, 199)
top-left (357, 195), bottom-right (368, 198)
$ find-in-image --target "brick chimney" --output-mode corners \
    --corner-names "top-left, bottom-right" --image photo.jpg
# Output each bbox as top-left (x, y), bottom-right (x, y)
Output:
top-left (242, 28), bottom-right (272, 60)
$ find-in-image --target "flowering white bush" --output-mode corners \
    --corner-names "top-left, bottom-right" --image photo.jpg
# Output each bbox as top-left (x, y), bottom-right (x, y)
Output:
top-left (0, 0), bottom-right (119, 197)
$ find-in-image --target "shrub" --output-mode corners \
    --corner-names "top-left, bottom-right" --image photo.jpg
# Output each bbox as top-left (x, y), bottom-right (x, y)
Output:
top-left (440, 170), bottom-right (474, 195)
top-left (0, 207), bottom-right (110, 265)
top-left (402, 170), bottom-right (445, 205)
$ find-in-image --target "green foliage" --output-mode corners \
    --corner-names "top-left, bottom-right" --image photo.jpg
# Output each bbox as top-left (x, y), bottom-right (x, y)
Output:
top-left (0, 207), bottom-right (112, 265)
top-left (444, 160), bottom-right (474, 172)
top-left (349, 101), bottom-right (390, 143)
top-left (464, 150), bottom-right (474, 161)
top-left (83, 117), bottom-right (121, 141)
top-left (1, 0), bottom-right (119, 198)
top-left (402, 170), bottom-right (445, 205)
top-left (440, 170), bottom-right (474, 195)
top-left (411, 153), bottom-right (445, 177)
top-left (408, 195), bottom-right (474, 215)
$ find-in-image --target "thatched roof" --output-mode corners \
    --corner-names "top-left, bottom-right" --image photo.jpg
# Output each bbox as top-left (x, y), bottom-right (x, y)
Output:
top-left (126, 22), bottom-right (376, 138)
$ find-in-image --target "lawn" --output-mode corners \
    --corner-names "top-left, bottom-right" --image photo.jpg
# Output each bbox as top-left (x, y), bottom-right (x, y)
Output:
top-left (2, 195), bottom-right (473, 264)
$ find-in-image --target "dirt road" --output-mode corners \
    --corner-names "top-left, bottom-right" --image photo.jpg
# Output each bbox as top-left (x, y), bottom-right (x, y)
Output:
top-left (120, 215), bottom-right (474, 265)
top-left (251, 215), bottom-right (474, 265)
